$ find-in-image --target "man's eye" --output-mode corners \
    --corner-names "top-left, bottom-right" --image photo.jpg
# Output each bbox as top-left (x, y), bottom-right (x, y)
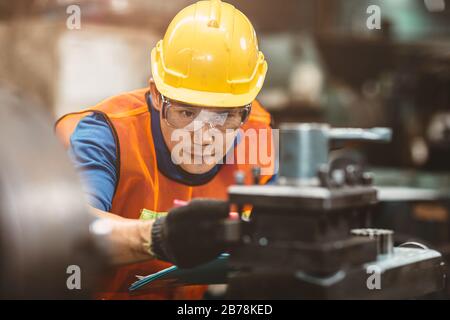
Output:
top-left (179, 110), bottom-right (195, 118)
top-left (228, 111), bottom-right (242, 119)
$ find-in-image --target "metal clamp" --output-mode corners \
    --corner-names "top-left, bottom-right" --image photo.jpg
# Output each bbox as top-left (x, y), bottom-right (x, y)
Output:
top-left (398, 242), bottom-right (429, 250)
top-left (279, 123), bottom-right (392, 185)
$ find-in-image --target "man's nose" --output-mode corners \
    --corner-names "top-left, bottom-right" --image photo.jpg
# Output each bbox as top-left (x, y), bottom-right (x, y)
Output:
top-left (193, 123), bottom-right (214, 145)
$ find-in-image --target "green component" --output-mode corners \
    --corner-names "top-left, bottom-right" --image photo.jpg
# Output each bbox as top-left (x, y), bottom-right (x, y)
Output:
top-left (139, 208), bottom-right (168, 221)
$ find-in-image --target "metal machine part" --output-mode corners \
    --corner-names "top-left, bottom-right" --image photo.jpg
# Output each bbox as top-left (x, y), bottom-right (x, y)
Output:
top-left (227, 184), bottom-right (379, 280)
top-left (225, 123), bottom-right (445, 299)
top-left (0, 87), bottom-right (107, 299)
top-left (226, 246), bottom-right (444, 299)
top-left (371, 168), bottom-right (450, 298)
top-left (228, 184), bottom-right (377, 211)
top-left (278, 123), bottom-right (391, 186)
top-left (351, 228), bottom-right (394, 257)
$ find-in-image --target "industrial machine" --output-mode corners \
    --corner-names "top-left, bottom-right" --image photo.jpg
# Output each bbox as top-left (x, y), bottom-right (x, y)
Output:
top-left (225, 123), bottom-right (446, 299)
top-left (0, 87), bottom-right (108, 299)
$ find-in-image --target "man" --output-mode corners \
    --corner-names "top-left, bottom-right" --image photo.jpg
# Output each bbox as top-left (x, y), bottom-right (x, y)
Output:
top-left (56, 0), bottom-right (275, 299)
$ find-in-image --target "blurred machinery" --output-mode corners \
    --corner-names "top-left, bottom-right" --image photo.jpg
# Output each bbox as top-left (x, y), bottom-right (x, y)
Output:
top-left (224, 123), bottom-right (446, 299)
top-left (269, 30), bottom-right (450, 299)
top-left (372, 168), bottom-right (450, 299)
top-left (0, 87), bottom-right (107, 299)
top-left (320, 37), bottom-right (450, 297)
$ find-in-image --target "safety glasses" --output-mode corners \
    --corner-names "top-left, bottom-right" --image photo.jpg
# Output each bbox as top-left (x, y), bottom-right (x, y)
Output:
top-left (160, 94), bottom-right (251, 131)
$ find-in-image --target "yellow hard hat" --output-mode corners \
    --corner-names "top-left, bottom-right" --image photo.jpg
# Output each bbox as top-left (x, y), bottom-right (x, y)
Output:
top-left (151, 0), bottom-right (267, 108)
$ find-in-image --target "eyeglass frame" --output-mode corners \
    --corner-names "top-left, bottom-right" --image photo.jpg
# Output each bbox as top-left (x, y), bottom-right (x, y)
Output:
top-left (159, 94), bottom-right (252, 131)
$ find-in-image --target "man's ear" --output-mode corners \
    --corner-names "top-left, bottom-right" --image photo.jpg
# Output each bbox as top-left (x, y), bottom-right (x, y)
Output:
top-left (148, 78), bottom-right (162, 111)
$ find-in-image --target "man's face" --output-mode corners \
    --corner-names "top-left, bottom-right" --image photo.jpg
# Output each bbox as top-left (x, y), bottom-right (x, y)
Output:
top-left (149, 80), bottom-right (247, 174)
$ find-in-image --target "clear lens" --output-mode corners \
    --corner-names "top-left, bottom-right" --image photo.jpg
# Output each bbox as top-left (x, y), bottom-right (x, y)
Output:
top-left (163, 97), bottom-right (250, 131)
top-left (167, 105), bottom-right (202, 128)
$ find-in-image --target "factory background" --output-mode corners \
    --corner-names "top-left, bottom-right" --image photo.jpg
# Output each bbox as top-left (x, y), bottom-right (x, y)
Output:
top-left (2, 0), bottom-right (449, 168)
top-left (0, 0), bottom-right (450, 300)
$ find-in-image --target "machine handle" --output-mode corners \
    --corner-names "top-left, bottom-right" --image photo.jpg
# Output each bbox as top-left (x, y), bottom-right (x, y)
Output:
top-left (328, 127), bottom-right (392, 142)
top-left (398, 242), bottom-right (429, 250)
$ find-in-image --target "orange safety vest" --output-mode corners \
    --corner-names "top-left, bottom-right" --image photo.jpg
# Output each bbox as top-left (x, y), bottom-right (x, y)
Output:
top-left (55, 88), bottom-right (275, 299)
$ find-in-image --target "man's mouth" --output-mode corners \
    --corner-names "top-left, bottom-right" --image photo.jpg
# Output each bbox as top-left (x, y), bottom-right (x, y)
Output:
top-left (185, 151), bottom-right (216, 158)
top-left (183, 145), bottom-right (216, 157)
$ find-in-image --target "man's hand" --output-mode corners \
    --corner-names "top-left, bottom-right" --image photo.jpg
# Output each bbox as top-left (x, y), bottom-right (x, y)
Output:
top-left (151, 199), bottom-right (229, 269)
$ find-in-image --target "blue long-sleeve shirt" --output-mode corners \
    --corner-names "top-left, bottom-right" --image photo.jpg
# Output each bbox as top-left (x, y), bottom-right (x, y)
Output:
top-left (69, 112), bottom-right (118, 211)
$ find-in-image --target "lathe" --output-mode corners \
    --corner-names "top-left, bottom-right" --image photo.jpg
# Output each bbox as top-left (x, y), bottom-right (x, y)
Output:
top-left (223, 123), bottom-right (445, 299)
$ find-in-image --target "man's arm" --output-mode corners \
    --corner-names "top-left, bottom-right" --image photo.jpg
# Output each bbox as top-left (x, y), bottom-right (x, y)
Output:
top-left (69, 114), bottom-right (154, 265)
top-left (89, 206), bottom-right (154, 265)
top-left (89, 200), bottom-right (231, 268)
top-left (69, 113), bottom-right (118, 212)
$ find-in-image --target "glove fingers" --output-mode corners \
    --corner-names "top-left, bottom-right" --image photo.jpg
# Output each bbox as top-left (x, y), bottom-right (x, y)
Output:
top-left (167, 198), bottom-right (229, 223)
top-left (164, 199), bottom-right (230, 268)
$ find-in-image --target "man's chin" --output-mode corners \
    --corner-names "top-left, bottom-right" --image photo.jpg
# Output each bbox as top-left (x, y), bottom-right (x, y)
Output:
top-left (179, 163), bottom-right (218, 175)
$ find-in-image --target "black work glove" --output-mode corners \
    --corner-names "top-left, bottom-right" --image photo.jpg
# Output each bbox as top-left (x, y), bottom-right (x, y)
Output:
top-left (151, 199), bottom-right (229, 269)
